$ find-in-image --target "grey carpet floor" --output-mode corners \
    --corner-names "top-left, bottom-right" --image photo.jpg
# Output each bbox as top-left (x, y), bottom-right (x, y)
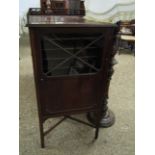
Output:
top-left (19, 36), bottom-right (135, 155)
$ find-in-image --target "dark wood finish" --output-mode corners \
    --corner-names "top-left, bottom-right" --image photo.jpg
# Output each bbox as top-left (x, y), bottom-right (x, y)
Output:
top-left (27, 9), bottom-right (117, 147)
top-left (116, 19), bottom-right (135, 53)
top-left (40, 0), bottom-right (85, 15)
top-left (117, 20), bottom-right (135, 35)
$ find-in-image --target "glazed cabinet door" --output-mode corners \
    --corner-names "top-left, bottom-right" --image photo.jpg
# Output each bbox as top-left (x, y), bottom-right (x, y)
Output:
top-left (30, 27), bottom-right (114, 116)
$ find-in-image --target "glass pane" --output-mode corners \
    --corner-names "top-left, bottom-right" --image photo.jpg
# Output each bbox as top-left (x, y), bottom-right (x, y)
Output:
top-left (41, 33), bottom-right (104, 77)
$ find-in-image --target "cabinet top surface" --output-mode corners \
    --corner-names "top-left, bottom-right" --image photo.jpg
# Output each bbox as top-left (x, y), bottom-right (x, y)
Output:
top-left (27, 15), bottom-right (117, 28)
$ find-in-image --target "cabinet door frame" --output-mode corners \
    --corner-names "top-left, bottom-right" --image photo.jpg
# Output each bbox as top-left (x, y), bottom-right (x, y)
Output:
top-left (29, 27), bottom-right (115, 117)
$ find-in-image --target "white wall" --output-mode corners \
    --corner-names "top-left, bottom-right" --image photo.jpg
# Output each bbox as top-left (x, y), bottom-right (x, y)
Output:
top-left (85, 0), bottom-right (134, 13)
top-left (19, 0), bottom-right (40, 17)
top-left (85, 0), bottom-right (117, 13)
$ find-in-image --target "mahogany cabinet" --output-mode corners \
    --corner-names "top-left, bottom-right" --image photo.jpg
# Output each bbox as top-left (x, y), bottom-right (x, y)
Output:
top-left (27, 8), bottom-right (117, 147)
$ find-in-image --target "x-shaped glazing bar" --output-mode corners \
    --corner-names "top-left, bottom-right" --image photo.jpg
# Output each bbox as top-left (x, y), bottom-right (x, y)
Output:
top-left (43, 34), bottom-right (104, 75)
